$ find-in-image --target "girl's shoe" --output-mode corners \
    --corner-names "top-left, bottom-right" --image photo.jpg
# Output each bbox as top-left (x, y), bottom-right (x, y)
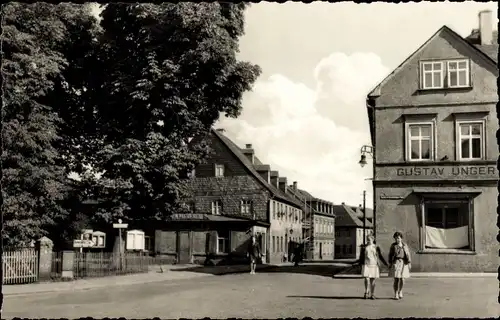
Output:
top-left (370, 295), bottom-right (376, 300)
top-left (399, 292), bottom-right (403, 299)
top-left (364, 293), bottom-right (369, 299)
top-left (394, 293), bottom-right (400, 300)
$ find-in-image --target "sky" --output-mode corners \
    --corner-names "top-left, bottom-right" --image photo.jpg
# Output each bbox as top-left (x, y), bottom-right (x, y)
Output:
top-left (216, 1), bottom-right (498, 208)
top-left (86, 2), bottom-right (498, 208)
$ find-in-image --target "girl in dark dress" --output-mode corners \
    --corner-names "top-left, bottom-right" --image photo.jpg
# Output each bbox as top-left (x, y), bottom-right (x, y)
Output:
top-left (247, 235), bottom-right (261, 275)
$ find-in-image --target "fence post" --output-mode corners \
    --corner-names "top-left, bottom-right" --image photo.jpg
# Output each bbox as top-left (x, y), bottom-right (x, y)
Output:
top-left (36, 236), bottom-right (53, 281)
top-left (61, 251), bottom-right (75, 280)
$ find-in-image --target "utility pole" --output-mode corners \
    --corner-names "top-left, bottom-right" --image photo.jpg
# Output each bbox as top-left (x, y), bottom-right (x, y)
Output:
top-left (362, 190), bottom-right (367, 246)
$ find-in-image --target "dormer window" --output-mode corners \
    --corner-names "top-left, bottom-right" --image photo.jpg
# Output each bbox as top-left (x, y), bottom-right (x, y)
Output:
top-left (420, 61), bottom-right (444, 89)
top-left (215, 164), bottom-right (224, 177)
top-left (447, 60), bottom-right (470, 88)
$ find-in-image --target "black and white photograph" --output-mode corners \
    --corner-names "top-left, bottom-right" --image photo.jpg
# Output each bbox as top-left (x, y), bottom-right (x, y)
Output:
top-left (1, 1), bottom-right (498, 319)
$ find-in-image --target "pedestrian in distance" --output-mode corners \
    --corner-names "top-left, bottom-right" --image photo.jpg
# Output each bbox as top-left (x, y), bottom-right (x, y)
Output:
top-left (359, 235), bottom-right (389, 299)
top-left (388, 231), bottom-right (412, 300)
top-left (247, 234), bottom-right (262, 275)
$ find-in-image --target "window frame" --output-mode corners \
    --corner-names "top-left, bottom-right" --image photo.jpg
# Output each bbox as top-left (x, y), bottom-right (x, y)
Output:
top-left (420, 61), bottom-right (445, 90)
top-left (419, 197), bottom-right (475, 253)
top-left (214, 164), bottom-right (225, 177)
top-left (216, 230), bottom-right (230, 254)
top-left (405, 119), bottom-right (436, 162)
top-left (447, 59), bottom-right (470, 88)
top-left (456, 119), bottom-right (485, 161)
top-left (240, 200), bottom-right (252, 215)
top-left (211, 200), bottom-right (222, 215)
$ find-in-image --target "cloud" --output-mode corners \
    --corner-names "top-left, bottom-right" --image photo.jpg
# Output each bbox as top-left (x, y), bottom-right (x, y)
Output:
top-left (217, 52), bottom-right (390, 207)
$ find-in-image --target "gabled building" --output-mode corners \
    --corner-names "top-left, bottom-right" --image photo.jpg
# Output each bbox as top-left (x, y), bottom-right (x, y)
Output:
top-left (365, 10), bottom-right (498, 272)
top-left (333, 203), bottom-right (373, 259)
top-left (154, 128), bottom-right (303, 265)
top-left (287, 185), bottom-right (336, 260)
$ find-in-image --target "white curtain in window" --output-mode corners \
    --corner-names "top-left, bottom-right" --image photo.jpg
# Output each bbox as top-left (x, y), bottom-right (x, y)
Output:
top-left (425, 226), bottom-right (469, 249)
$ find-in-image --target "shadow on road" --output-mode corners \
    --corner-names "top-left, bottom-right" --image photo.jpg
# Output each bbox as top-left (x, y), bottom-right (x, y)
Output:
top-left (288, 295), bottom-right (394, 300)
top-left (169, 263), bottom-right (365, 278)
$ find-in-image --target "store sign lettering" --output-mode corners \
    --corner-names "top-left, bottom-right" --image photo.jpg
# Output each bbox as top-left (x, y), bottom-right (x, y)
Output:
top-left (396, 166), bottom-right (497, 177)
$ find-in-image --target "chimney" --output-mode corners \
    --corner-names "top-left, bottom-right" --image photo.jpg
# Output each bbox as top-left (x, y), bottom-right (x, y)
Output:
top-left (293, 181), bottom-right (297, 192)
top-left (215, 128), bottom-right (225, 133)
top-left (479, 10), bottom-right (493, 45)
top-left (242, 144), bottom-right (255, 164)
top-left (341, 202), bottom-right (345, 205)
top-left (270, 171), bottom-right (279, 188)
top-left (255, 164), bottom-right (271, 184)
top-left (278, 177), bottom-right (288, 193)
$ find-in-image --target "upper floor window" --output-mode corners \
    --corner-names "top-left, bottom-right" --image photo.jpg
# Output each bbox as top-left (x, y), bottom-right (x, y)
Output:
top-left (421, 61), bottom-right (444, 89)
top-left (457, 121), bottom-right (484, 161)
top-left (447, 60), bottom-right (470, 88)
top-left (215, 164), bottom-right (224, 177)
top-left (241, 200), bottom-right (252, 214)
top-left (211, 200), bottom-right (222, 215)
top-left (187, 169), bottom-right (196, 179)
top-left (406, 122), bottom-right (434, 161)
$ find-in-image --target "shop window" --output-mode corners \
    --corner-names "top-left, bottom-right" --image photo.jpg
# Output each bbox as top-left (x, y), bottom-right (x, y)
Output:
top-left (217, 230), bottom-right (230, 254)
top-left (422, 198), bottom-right (473, 251)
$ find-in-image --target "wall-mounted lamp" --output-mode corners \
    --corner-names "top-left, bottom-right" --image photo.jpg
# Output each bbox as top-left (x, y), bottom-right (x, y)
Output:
top-left (359, 145), bottom-right (374, 168)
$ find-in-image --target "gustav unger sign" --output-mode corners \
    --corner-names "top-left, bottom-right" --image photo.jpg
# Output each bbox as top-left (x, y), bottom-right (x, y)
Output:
top-left (396, 166), bottom-right (497, 177)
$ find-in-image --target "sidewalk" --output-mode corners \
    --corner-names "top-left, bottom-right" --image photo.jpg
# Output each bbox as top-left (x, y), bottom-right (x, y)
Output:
top-left (3, 263), bottom-right (277, 296)
top-left (3, 264), bottom-right (213, 296)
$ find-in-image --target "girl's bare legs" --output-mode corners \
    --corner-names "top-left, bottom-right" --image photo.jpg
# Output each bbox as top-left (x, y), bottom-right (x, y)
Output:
top-left (393, 278), bottom-right (399, 299)
top-left (398, 279), bottom-right (404, 298)
top-left (364, 278), bottom-right (370, 298)
top-left (370, 278), bottom-right (376, 298)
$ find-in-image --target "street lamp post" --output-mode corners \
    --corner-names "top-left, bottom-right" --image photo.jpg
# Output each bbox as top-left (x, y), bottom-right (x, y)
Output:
top-left (359, 145), bottom-right (375, 239)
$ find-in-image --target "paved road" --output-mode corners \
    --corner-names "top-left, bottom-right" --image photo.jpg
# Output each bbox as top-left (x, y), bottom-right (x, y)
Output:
top-left (3, 268), bottom-right (498, 319)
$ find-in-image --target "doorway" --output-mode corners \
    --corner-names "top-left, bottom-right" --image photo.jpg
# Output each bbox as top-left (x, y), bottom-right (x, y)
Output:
top-left (177, 231), bottom-right (191, 264)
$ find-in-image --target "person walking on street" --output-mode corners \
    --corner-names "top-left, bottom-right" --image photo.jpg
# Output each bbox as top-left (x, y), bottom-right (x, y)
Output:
top-left (388, 231), bottom-right (412, 300)
top-left (247, 235), bottom-right (261, 275)
top-left (359, 235), bottom-right (388, 299)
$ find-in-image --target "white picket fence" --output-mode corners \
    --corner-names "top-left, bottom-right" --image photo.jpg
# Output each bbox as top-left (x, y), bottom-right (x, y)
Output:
top-left (2, 248), bottom-right (39, 284)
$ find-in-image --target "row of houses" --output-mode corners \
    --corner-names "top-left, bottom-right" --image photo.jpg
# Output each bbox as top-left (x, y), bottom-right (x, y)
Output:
top-left (151, 128), bottom-right (373, 264)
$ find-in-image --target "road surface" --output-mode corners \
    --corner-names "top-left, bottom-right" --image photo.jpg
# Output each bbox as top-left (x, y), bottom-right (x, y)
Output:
top-left (3, 267), bottom-right (498, 319)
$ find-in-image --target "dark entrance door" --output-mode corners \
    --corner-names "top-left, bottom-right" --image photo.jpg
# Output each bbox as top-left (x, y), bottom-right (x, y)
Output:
top-left (178, 231), bottom-right (191, 264)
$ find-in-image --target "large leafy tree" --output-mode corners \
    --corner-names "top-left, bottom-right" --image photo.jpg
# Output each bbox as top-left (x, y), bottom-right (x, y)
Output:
top-left (88, 3), bottom-right (261, 222)
top-left (1, 3), bottom-right (96, 246)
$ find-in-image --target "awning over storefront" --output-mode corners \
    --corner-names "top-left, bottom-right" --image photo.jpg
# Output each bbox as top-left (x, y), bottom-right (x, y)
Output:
top-left (412, 187), bottom-right (482, 197)
top-left (167, 213), bottom-right (270, 227)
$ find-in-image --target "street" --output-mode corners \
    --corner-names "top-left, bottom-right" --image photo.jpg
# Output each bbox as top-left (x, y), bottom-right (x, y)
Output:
top-left (3, 267), bottom-right (498, 319)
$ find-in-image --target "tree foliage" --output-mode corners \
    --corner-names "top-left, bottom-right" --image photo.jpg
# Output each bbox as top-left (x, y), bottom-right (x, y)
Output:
top-left (2, 2), bottom-right (260, 245)
top-left (89, 3), bottom-right (261, 222)
top-left (1, 3), bottom-right (96, 246)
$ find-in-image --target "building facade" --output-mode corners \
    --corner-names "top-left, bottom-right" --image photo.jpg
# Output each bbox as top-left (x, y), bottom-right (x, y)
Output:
top-left (366, 10), bottom-right (498, 272)
top-left (334, 204), bottom-right (373, 259)
top-left (154, 128), bottom-right (303, 265)
top-left (287, 187), bottom-right (336, 260)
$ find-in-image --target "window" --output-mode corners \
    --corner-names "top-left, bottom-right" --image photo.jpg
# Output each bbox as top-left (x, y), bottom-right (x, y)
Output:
top-left (188, 169), bottom-right (196, 178)
top-left (420, 61), bottom-right (444, 89)
top-left (217, 230), bottom-right (230, 254)
top-left (273, 202), bottom-right (277, 219)
top-left (211, 200), bottom-right (222, 215)
top-left (215, 164), bottom-right (224, 177)
top-left (241, 200), bottom-right (252, 215)
top-left (422, 198), bottom-right (473, 251)
top-left (447, 60), bottom-right (470, 88)
top-left (406, 122), bottom-right (434, 161)
top-left (272, 236), bottom-right (276, 253)
top-left (457, 121), bottom-right (484, 160)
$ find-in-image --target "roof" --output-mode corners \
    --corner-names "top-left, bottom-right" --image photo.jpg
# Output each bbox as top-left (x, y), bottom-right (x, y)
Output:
top-left (334, 204), bottom-right (373, 228)
top-left (168, 213), bottom-right (271, 227)
top-left (368, 25), bottom-right (498, 99)
top-left (212, 129), bottom-right (302, 208)
top-left (287, 188), bottom-right (336, 217)
top-left (352, 206), bottom-right (374, 219)
top-left (465, 29), bottom-right (498, 62)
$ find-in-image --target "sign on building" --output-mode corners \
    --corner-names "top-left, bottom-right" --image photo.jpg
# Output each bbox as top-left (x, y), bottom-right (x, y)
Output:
top-left (126, 229), bottom-right (145, 251)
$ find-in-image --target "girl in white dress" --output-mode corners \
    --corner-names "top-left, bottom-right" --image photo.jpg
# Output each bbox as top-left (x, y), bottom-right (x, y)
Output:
top-left (359, 235), bottom-right (388, 299)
